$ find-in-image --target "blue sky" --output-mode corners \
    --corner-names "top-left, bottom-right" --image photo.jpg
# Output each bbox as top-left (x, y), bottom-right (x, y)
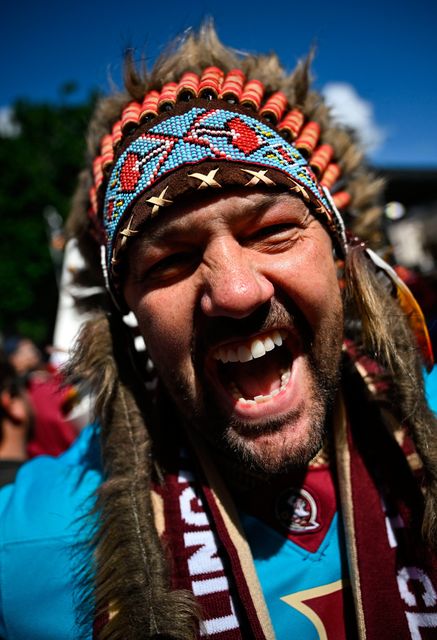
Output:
top-left (2, 0), bottom-right (436, 167)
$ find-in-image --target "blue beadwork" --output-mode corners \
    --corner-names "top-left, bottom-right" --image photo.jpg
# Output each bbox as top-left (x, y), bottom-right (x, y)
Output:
top-left (104, 107), bottom-right (332, 264)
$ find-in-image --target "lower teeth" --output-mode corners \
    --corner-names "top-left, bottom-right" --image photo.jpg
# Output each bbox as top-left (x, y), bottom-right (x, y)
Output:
top-left (233, 366), bottom-right (291, 404)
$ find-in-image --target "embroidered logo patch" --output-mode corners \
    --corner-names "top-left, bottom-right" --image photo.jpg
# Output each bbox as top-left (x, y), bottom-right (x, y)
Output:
top-left (275, 487), bottom-right (320, 533)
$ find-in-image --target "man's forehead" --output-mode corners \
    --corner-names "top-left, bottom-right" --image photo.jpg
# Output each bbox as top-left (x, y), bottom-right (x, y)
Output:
top-left (132, 188), bottom-right (310, 243)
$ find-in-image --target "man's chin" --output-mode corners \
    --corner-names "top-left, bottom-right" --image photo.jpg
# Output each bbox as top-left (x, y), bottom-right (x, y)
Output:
top-left (219, 411), bottom-right (326, 474)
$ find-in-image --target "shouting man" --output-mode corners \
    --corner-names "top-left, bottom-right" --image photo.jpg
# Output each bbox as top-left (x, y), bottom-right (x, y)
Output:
top-left (0, 25), bottom-right (436, 640)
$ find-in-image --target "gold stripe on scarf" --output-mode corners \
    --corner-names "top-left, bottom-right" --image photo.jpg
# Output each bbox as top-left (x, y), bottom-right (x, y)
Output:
top-left (333, 392), bottom-right (366, 640)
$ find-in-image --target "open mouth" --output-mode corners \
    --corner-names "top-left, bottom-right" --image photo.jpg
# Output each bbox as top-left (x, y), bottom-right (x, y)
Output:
top-left (211, 329), bottom-right (295, 407)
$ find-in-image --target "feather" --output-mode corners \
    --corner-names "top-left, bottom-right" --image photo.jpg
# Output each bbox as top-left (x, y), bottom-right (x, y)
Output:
top-left (366, 248), bottom-right (434, 372)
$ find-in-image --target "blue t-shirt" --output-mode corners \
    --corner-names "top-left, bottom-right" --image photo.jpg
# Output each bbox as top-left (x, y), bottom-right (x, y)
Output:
top-left (425, 366), bottom-right (437, 415)
top-left (0, 424), bottom-right (102, 640)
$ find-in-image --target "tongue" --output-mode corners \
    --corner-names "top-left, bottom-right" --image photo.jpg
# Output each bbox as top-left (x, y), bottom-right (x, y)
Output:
top-left (224, 354), bottom-right (283, 398)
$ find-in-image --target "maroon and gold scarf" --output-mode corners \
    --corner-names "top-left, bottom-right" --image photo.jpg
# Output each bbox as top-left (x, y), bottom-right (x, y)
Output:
top-left (154, 393), bottom-right (436, 638)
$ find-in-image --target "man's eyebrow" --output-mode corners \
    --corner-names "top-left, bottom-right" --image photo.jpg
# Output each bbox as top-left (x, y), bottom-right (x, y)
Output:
top-left (138, 220), bottom-right (169, 246)
top-left (250, 192), bottom-right (302, 215)
top-left (247, 192), bottom-right (286, 215)
top-left (247, 192), bottom-right (309, 224)
top-left (133, 191), bottom-right (299, 249)
top-left (134, 213), bottom-right (180, 249)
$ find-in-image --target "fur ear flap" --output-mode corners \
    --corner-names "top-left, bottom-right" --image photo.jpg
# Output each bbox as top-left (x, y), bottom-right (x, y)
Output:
top-left (65, 312), bottom-right (118, 419)
top-left (66, 312), bottom-right (200, 639)
top-left (344, 244), bottom-right (400, 374)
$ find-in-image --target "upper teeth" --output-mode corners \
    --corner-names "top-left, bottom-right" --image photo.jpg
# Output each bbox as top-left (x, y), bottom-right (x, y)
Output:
top-left (213, 330), bottom-right (287, 364)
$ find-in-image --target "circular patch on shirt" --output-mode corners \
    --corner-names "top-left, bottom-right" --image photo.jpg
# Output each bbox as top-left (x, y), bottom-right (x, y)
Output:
top-left (275, 487), bottom-right (320, 533)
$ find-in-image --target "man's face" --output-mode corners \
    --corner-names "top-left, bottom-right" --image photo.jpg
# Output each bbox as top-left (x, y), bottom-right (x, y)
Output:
top-left (124, 190), bottom-right (343, 473)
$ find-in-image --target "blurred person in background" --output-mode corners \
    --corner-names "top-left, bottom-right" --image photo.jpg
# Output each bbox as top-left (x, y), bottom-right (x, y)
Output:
top-left (3, 334), bottom-right (77, 456)
top-left (0, 351), bottom-right (32, 487)
top-left (3, 336), bottom-right (42, 377)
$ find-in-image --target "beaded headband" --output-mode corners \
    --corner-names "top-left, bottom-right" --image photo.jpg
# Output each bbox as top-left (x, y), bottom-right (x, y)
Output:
top-left (89, 67), bottom-right (352, 293)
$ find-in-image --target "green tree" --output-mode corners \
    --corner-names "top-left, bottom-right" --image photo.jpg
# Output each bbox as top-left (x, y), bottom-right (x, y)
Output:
top-left (0, 89), bottom-right (96, 345)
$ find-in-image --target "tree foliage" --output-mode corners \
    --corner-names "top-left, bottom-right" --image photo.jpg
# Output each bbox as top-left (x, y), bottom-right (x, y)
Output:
top-left (0, 89), bottom-right (96, 344)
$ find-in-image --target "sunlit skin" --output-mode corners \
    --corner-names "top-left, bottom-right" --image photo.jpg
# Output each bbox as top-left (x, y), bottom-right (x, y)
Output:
top-left (124, 189), bottom-right (343, 473)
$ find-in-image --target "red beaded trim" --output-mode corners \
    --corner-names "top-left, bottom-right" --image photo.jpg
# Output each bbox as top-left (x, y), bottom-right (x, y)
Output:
top-left (219, 69), bottom-right (246, 101)
top-left (294, 122), bottom-right (320, 155)
top-left (176, 72), bottom-right (200, 99)
top-left (101, 134), bottom-right (114, 168)
top-left (320, 163), bottom-right (341, 190)
top-left (140, 90), bottom-right (159, 119)
top-left (240, 79), bottom-right (264, 110)
top-left (158, 82), bottom-right (178, 110)
top-left (93, 156), bottom-right (104, 190)
top-left (332, 191), bottom-right (351, 210)
top-left (111, 121), bottom-right (122, 147)
top-left (199, 67), bottom-right (224, 97)
top-left (277, 109), bottom-right (305, 140)
top-left (121, 102), bottom-right (141, 132)
top-left (309, 144), bottom-right (334, 176)
top-left (260, 91), bottom-right (288, 124)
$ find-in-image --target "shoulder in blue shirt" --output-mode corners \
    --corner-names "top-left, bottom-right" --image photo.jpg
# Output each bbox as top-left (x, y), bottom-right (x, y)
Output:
top-left (0, 424), bottom-right (102, 640)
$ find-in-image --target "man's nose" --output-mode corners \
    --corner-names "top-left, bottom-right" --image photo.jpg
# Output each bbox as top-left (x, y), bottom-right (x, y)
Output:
top-left (200, 238), bottom-right (274, 318)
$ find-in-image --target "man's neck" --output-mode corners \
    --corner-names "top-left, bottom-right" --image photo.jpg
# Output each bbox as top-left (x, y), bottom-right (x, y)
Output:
top-left (199, 440), bottom-right (331, 503)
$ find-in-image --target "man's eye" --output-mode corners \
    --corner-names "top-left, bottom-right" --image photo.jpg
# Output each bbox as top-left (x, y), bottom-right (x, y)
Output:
top-left (247, 224), bottom-right (298, 244)
top-left (253, 224), bottom-right (292, 238)
top-left (147, 252), bottom-right (197, 280)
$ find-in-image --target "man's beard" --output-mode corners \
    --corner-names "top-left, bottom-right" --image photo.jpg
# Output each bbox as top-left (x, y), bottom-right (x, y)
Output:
top-left (153, 298), bottom-right (342, 474)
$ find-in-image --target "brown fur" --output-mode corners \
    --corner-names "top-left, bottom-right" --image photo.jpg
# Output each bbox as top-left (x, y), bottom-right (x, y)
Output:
top-left (67, 313), bottom-right (200, 639)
